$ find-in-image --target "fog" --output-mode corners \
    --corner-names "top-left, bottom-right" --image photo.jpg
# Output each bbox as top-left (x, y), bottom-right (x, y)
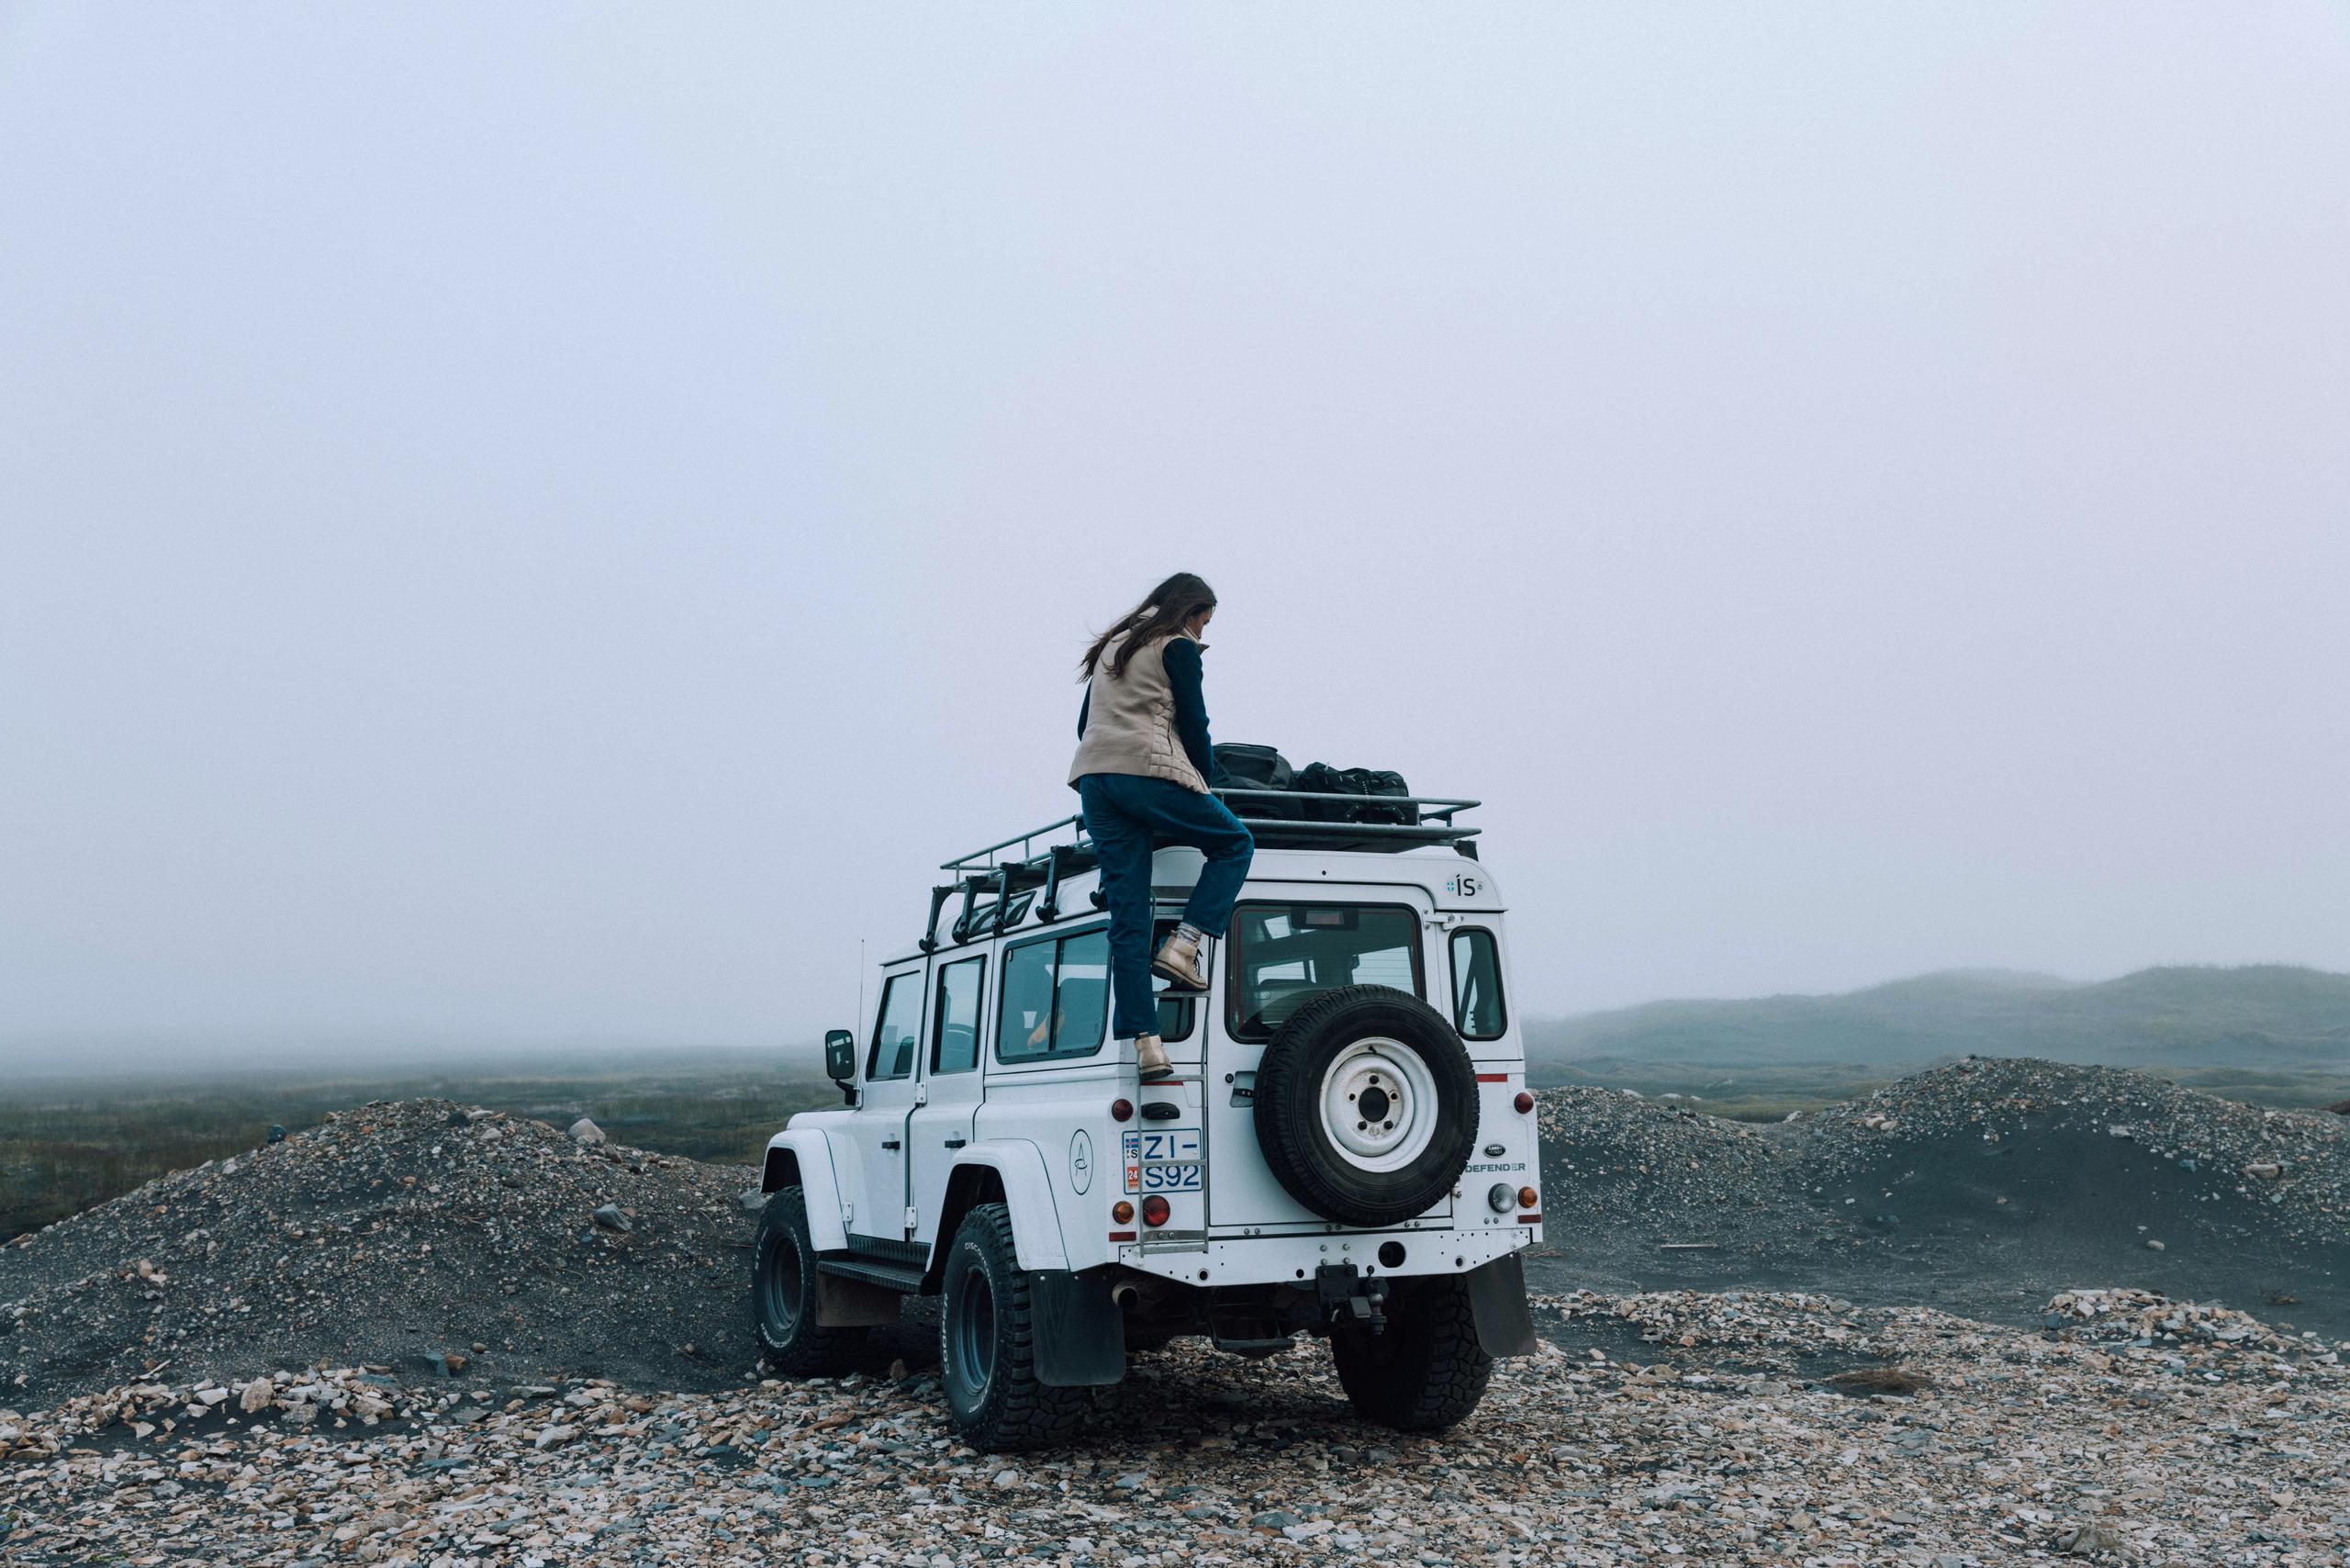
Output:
top-left (5, 7), bottom-right (2346, 1063)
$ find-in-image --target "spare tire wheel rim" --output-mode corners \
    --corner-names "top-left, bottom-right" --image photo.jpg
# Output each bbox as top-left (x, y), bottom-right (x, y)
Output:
top-left (1319, 1036), bottom-right (1439, 1171)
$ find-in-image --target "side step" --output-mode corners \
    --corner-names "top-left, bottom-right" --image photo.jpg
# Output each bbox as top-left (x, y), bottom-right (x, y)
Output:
top-left (816, 1256), bottom-right (924, 1294)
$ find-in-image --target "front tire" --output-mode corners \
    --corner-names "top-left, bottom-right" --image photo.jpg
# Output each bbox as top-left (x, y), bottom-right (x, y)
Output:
top-left (940, 1204), bottom-right (1088, 1451)
top-left (1331, 1275), bottom-right (1493, 1432)
top-left (753, 1187), bottom-right (867, 1375)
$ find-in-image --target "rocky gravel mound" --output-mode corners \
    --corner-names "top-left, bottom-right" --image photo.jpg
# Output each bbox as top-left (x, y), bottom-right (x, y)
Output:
top-left (1530, 1059), bottom-right (2350, 1336)
top-left (1811, 1056), bottom-right (2350, 1245)
top-left (6, 1290), bottom-right (2344, 1565)
top-left (1534, 1085), bottom-right (1785, 1238)
top-left (0, 1101), bottom-right (756, 1406)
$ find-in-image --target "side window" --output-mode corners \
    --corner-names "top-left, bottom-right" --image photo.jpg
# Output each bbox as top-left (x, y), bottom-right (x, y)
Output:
top-left (932, 955), bottom-right (985, 1074)
top-left (867, 970), bottom-right (924, 1081)
top-left (997, 941), bottom-right (1057, 1061)
top-left (995, 927), bottom-right (1112, 1062)
top-left (1449, 928), bottom-right (1506, 1041)
top-left (1053, 929), bottom-right (1110, 1057)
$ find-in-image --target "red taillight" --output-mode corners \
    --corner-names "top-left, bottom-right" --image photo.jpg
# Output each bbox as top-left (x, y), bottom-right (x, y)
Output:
top-left (1111, 1200), bottom-right (1134, 1224)
top-left (1514, 1091), bottom-right (1535, 1114)
top-left (1517, 1186), bottom-right (1539, 1209)
top-left (1140, 1195), bottom-right (1170, 1227)
top-left (1111, 1098), bottom-right (1135, 1123)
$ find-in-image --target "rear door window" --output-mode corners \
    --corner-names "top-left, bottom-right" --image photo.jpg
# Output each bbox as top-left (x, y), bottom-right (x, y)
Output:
top-left (867, 969), bottom-right (925, 1081)
top-left (1228, 903), bottom-right (1422, 1040)
top-left (1449, 927), bottom-right (1506, 1040)
top-left (996, 927), bottom-right (1112, 1062)
top-left (931, 954), bottom-right (986, 1074)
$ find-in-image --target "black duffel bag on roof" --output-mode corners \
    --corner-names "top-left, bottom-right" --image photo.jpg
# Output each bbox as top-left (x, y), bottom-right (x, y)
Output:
top-left (1211, 743), bottom-right (1305, 820)
top-left (1292, 763), bottom-right (1416, 825)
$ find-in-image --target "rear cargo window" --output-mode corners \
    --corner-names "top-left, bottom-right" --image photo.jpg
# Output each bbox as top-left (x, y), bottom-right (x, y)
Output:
top-left (996, 927), bottom-right (1111, 1062)
top-left (1449, 927), bottom-right (1506, 1040)
top-left (1227, 903), bottom-right (1422, 1041)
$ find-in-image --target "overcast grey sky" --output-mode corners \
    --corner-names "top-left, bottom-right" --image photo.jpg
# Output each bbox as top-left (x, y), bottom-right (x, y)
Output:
top-left (5, 6), bottom-right (2346, 1060)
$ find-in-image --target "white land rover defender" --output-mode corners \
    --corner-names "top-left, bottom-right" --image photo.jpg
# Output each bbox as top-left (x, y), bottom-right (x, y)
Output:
top-left (752, 789), bottom-right (1541, 1450)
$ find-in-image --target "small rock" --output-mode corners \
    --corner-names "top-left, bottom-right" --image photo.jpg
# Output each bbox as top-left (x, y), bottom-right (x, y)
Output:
top-left (2146, 1239), bottom-right (2165, 1251)
top-left (443, 1352), bottom-right (468, 1374)
top-left (569, 1117), bottom-right (606, 1146)
top-left (1250, 1510), bottom-right (1301, 1530)
top-left (992, 1469), bottom-right (1020, 1488)
top-left (591, 1204), bottom-right (631, 1233)
top-left (738, 1187), bottom-right (768, 1214)
top-left (2247, 1162), bottom-right (2281, 1180)
top-left (267, 1124), bottom-right (286, 1144)
top-left (239, 1376), bottom-right (274, 1413)
top-left (534, 1423), bottom-right (579, 1450)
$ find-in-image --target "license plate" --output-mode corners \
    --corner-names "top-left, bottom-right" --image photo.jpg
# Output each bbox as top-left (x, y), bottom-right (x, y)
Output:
top-left (1134, 1127), bottom-right (1202, 1194)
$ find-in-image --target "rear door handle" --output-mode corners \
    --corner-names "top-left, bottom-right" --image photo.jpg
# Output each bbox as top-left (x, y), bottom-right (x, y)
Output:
top-left (880, 1139), bottom-right (901, 1151)
top-left (944, 1137), bottom-right (967, 1149)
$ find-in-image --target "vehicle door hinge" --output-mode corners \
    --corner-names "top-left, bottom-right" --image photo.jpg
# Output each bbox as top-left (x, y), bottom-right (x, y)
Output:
top-left (903, 1205), bottom-right (918, 1232)
top-left (842, 1203), bottom-right (853, 1225)
top-left (914, 1085), bottom-right (929, 1105)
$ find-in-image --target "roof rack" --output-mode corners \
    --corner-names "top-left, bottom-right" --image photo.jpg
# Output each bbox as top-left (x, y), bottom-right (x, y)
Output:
top-left (920, 792), bottom-right (1481, 949)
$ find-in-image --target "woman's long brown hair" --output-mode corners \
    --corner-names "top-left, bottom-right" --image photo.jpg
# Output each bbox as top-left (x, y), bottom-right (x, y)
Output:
top-left (1080, 572), bottom-right (1217, 681)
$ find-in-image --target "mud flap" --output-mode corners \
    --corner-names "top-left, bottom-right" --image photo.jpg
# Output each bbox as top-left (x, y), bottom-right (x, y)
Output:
top-left (1030, 1270), bottom-right (1126, 1387)
top-left (1465, 1252), bottom-right (1538, 1357)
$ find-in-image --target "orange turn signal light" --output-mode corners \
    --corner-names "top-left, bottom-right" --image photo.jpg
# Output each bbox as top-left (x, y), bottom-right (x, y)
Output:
top-left (1517, 1186), bottom-right (1539, 1209)
top-left (1112, 1200), bottom-right (1135, 1224)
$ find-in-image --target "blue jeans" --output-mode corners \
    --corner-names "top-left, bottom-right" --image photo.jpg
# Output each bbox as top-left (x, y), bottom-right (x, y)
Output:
top-left (1077, 774), bottom-right (1255, 1041)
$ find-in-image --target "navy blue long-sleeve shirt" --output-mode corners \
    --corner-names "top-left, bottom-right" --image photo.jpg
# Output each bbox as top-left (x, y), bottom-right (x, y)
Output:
top-left (1078, 637), bottom-right (1214, 781)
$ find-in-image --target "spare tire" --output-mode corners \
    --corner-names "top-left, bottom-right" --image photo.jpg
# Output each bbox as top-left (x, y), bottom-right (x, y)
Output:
top-left (1251, 985), bottom-right (1480, 1227)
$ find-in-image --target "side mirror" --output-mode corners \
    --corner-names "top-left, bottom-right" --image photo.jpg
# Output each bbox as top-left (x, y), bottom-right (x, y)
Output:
top-left (823, 1029), bottom-right (856, 1083)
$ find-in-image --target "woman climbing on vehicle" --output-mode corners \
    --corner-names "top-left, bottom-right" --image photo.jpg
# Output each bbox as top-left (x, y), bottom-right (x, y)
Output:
top-left (1069, 571), bottom-right (1255, 1083)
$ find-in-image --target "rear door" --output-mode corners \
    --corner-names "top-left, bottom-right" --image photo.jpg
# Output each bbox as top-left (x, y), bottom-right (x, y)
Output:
top-left (1203, 887), bottom-right (1445, 1230)
top-left (841, 961), bottom-right (926, 1242)
top-left (907, 949), bottom-right (989, 1249)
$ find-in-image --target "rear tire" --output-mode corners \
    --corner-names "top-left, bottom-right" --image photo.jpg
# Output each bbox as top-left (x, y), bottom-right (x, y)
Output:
top-left (940, 1204), bottom-right (1088, 1451)
top-left (753, 1187), bottom-right (867, 1376)
top-left (1331, 1275), bottom-right (1493, 1432)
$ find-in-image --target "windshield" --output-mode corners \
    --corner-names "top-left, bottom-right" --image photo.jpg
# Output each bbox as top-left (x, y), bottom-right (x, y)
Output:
top-left (1228, 902), bottom-right (1422, 1039)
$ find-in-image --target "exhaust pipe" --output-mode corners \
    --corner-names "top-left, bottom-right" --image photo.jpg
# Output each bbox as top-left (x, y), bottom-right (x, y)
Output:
top-left (1111, 1282), bottom-right (1141, 1310)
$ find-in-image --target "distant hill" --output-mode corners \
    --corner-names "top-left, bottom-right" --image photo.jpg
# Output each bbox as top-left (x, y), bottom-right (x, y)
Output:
top-left (1526, 965), bottom-right (2350, 1077)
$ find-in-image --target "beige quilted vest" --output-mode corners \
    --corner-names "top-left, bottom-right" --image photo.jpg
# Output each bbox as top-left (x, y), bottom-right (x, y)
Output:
top-left (1068, 629), bottom-right (1208, 793)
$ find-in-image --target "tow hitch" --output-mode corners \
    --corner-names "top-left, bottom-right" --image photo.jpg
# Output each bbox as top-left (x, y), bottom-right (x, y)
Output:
top-left (1315, 1262), bottom-right (1390, 1333)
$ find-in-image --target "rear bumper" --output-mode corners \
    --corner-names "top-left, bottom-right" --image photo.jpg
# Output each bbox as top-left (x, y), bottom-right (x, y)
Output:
top-left (1112, 1222), bottom-right (1535, 1287)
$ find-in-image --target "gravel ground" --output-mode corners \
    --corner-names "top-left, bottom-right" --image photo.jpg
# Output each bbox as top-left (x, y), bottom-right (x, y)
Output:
top-left (0, 1102), bottom-right (758, 1406)
top-left (7, 1064), bottom-right (2350, 1562)
top-left (1531, 1060), bottom-right (2350, 1336)
top-left (5, 1289), bottom-right (2344, 1565)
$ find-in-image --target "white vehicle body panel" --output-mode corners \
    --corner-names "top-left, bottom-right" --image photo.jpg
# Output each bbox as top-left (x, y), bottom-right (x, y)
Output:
top-left (761, 1123), bottom-right (851, 1253)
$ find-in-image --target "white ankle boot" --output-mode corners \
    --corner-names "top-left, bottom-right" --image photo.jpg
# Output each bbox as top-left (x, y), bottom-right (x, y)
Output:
top-left (1133, 1034), bottom-right (1173, 1082)
top-left (1151, 932), bottom-right (1209, 993)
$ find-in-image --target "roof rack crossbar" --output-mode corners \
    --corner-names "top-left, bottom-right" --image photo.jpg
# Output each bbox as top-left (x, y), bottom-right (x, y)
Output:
top-left (941, 813), bottom-right (1090, 875)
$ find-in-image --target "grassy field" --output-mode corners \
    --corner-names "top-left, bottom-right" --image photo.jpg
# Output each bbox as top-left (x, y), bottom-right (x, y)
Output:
top-left (0, 1051), bottom-right (838, 1240)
